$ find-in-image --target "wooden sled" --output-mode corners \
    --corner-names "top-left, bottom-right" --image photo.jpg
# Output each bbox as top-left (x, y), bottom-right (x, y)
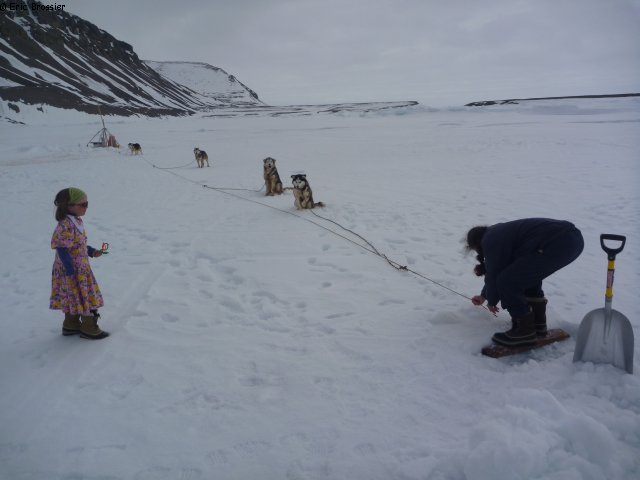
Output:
top-left (482, 329), bottom-right (570, 358)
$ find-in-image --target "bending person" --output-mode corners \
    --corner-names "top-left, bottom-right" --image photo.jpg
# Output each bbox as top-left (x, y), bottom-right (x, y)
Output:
top-left (466, 218), bottom-right (584, 346)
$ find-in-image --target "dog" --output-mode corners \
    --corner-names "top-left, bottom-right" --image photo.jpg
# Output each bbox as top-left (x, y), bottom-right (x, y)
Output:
top-left (291, 174), bottom-right (324, 209)
top-left (194, 148), bottom-right (209, 168)
top-left (263, 157), bottom-right (284, 196)
top-left (128, 143), bottom-right (142, 155)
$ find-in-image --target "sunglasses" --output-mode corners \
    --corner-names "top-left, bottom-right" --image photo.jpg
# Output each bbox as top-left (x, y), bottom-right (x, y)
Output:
top-left (70, 202), bottom-right (89, 208)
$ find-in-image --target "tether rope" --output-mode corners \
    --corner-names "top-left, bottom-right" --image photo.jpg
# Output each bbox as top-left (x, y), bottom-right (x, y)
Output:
top-left (140, 155), bottom-right (490, 313)
top-left (140, 155), bottom-right (265, 191)
top-left (308, 209), bottom-right (481, 305)
top-left (151, 160), bottom-right (197, 170)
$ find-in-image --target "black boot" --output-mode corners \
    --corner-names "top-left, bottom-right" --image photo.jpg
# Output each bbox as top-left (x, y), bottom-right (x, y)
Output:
top-left (492, 310), bottom-right (536, 346)
top-left (527, 297), bottom-right (548, 337)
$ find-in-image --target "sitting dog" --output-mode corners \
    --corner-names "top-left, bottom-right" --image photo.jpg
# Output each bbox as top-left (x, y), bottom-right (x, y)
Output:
top-left (291, 174), bottom-right (324, 209)
top-left (128, 143), bottom-right (142, 155)
top-left (263, 157), bottom-right (283, 196)
top-left (193, 148), bottom-right (209, 168)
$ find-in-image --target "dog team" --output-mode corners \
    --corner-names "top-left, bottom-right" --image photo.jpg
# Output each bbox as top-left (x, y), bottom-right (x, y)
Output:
top-left (128, 142), bottom-right (324, 209)
top-left (263, 156), bottom-right (324, 209)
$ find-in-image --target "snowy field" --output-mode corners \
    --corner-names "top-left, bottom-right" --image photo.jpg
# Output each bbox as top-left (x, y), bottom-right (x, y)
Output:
top-left (1, 98), bottom-right (639, 480)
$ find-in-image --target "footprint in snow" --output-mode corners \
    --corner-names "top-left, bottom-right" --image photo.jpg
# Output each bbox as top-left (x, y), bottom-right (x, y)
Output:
top-left (196, 273), bottom-right (213, 283)
top-left (198, 289), bottom-right (213, 299)
top-left (133, 467), bottom-right (203, 480)
top-left (385, 237), bottom-right (408, 245)
top-left (378, 298), bottom-right (404, 306)
top-left (162, 313), bottom-right (179, 323)
top-left (206, 449), bottom-right (230, 466)
top-left (354, 442), bottom-right (377, 456)
top-left (219, 297), bottom-right (245, 313)
top-left (232, 440), bottom-right (273, 458)
top-left (251, 290), bottom-right (288, 305)
top-left (139, 233), bottom-right (159, 241)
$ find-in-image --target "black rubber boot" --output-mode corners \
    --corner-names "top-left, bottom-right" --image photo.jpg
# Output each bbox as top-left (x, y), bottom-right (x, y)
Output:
top-left (527, 297), bottom-right (548, 337)
top-left (492, 310), bottom-right (536, 347)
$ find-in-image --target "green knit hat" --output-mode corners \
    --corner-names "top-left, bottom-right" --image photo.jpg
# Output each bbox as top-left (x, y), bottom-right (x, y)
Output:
top-left (68, 187), bottom-right (87, 204)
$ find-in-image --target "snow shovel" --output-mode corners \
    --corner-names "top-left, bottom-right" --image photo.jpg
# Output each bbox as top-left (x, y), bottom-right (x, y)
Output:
top-left (573, 234), bottom-right (634, 374)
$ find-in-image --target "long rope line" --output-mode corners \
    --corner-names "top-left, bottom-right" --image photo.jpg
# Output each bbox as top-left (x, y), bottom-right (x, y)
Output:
top-left (140, 155), bottom-right (490, 313)
top-left (309, 209), bottom-right (484, 306)
top-left (152, 160), bottom-right (197, 170)
top-left (154, 160), bottom-right (195, 170)
top-left (139, 155), bottom-right (195, 170)
top-left (140, 155), bottom-right (265, 191)
top-left (133, 153), bottom-right (196, 170)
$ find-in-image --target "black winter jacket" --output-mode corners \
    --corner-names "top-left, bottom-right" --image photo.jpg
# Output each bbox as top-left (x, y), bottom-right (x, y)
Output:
top-left (480, 218), bottom-right (577, 306)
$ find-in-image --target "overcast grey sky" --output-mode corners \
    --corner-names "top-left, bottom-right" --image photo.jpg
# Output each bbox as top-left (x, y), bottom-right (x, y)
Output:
top-left (63, 0), bottom-right (640, 106)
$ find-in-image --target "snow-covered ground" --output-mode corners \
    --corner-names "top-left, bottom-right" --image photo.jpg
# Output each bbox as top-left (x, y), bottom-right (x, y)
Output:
top-left (1, 98), bottom-right (639, 480)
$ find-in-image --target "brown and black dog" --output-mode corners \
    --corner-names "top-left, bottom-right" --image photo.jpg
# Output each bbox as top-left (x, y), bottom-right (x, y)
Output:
top-left (193, 148), bottom-right (209, 168)
top-left (128, 143), bottom-right (142, 155)
top-left (263, 157), bottom-right (284, 196)
top-left (291, 174), bottom-right (324, 209)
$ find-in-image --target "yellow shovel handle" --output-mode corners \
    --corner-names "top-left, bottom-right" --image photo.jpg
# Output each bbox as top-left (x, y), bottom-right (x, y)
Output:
top-left (606, 259), bottom-right (615, 299)
top-left (601, 234), bottom-right (625, 300)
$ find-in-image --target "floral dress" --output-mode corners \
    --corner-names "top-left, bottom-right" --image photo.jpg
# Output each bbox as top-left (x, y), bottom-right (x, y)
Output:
top-left (50, 216), bottom-right (103, 315)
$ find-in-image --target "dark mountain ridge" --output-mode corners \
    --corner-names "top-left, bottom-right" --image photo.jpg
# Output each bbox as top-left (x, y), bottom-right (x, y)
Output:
top-left (0, 1), bottom-right (261, 117)
top-left (465, 93), bottom-right (640, 107)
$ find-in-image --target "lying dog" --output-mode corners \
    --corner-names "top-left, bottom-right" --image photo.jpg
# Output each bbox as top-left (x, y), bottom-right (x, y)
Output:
top-left (128, 143), bottom-right (142, 155)
top-left (263, 157), bottom-right (283, 196)
top-left (194, 148), bottom-right (209, 168)
top-left (291, 174), bottom-right (324, 209)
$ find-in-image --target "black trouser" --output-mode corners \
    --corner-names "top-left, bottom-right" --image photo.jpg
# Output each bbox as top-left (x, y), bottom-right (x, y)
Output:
top-left (496, 228), bottom-right (584, 316)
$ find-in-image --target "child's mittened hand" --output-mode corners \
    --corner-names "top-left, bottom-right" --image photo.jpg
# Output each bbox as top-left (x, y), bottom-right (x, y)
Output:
top-left (93, 250), bottom-right (103, 257)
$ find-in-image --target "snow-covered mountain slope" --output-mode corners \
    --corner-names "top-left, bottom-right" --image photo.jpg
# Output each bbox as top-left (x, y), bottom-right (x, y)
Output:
top-left (0, 1), bottom-right (413, 125)
top-left (0, 1), bottom-right (261, 119)
top-left (145, 61), bottom-right (262, 107)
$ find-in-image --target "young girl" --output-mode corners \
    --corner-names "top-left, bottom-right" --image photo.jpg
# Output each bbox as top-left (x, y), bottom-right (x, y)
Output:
top-left (50, 187), bottom-right (109, 340)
